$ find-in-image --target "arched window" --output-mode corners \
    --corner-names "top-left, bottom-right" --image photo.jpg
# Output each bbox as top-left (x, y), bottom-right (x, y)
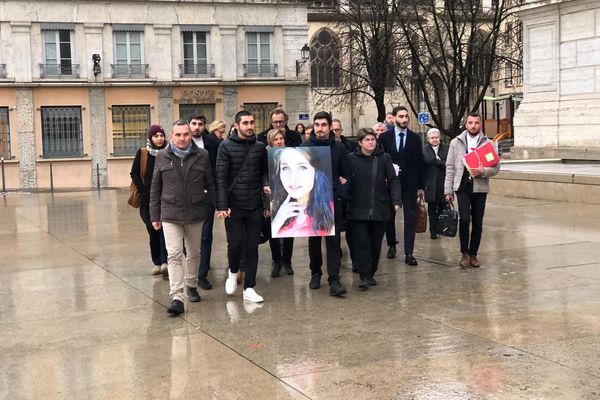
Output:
top-left (310, 29), bottom-right (340, 88)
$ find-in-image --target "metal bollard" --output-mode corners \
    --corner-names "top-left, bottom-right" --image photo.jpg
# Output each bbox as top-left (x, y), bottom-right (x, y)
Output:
top-left (49, 162), bottom-right (54, 192)
top-left (96, 163), bottom-right (100, 191)
top-left (1, 157), bottom-right (5, 192)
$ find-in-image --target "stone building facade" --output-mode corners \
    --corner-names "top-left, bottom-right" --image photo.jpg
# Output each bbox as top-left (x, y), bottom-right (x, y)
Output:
top-left (513, 0), bottom-right (600, 159)
top-left (0, 0), bottom-right (309, 189)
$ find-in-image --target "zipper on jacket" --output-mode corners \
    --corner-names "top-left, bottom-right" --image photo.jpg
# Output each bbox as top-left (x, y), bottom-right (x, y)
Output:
top-left (368, 155), bottom-right (378, 219)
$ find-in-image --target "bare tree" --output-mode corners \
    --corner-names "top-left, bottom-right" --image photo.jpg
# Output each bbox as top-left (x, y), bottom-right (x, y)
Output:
top-left (312, 0), bottom-right (522, 136)
top-left (311, 0), bottom-right (405, 122)
top-left (391, 0), bottom-right (522, 137)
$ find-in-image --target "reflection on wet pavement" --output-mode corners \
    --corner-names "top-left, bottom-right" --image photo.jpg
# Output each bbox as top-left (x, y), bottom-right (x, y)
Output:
top-left (1, 190), bottom-right (599, 399)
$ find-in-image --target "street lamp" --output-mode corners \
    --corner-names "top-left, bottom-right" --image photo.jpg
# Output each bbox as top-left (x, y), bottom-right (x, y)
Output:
top-left (92, 54), bottom-right (101, 78)
top-left (295, 43), bottom-right (310, 77)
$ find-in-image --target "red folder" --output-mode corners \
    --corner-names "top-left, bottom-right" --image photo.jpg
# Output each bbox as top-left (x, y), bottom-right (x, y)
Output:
top-left (463, 142), bottom-right (500, 169)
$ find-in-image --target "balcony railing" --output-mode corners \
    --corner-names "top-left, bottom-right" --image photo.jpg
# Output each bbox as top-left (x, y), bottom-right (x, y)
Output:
top-left (179, 63), bottom-right (215, 78)
top-left (0, 64), bottom-right (5, 79)
top-left (243, 63), bottom-right (278, 77)
top-left (111, 63), bottom-right (149, 78)
top-left (40, 64), bottom-right (80, 79)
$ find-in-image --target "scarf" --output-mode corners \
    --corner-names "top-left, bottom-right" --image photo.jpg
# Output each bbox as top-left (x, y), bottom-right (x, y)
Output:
top-left (146, 138), bottom-right (165, 157)
top-left (169, 141), bottom-right (192, 159)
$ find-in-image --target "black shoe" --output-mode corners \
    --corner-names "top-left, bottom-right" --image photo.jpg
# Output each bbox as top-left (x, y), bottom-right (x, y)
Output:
top-left (430, 232), bottom-right (438, 240)
top-left (387, 245), bottom-right (397, 259)
top-left (167, 299), bottom-right (184, 315)
top-left (271, 261), bottom-right (282, 278)
top-left (358, 280), bottom-right (370, 291)
top-left (198, 276), bottom-right (212, 290)
top-left (186, 286), bottom-right (201, 302)
top-left (329, 280), bottom-right (347, 297)
top-left (405, 254), bottom-right (418, 266)
top-left (283, 262), bottom-right (294, 275)
top-left (309, 274), bottom-right (321, 289)
top-left (351, 264), bottom-right (358, 273)
top-left (367, 277), bottom-right (377, 286)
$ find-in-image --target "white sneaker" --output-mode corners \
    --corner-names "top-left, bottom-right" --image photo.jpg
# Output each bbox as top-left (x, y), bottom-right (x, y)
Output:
top-left (243, 287), bottom-right (264, 303)
top-left (225, 271), bottom-right (238, 295)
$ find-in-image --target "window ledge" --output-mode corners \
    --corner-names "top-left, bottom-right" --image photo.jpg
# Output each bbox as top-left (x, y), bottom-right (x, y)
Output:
top-left (107, 155), bottom-right (135, 160)
top-left (37, 157), bottom-right (91, 162)
top-left (0, 158), bottom-right (18, 164)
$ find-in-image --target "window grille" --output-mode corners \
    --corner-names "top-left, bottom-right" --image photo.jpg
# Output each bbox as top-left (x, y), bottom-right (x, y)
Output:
top-left (112, 105), bottom-right (150, 156)
top-left (41, 106), bottom-right (83, 158)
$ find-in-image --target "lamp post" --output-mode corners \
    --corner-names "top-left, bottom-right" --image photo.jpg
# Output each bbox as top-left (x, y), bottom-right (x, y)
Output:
top-left (295, 44), bottom-right (310, 77)
top-left (92, 54), bottom-right (101, 80)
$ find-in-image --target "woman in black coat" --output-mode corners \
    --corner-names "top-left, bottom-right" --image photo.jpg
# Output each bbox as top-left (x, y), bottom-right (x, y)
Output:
top-left (346, 129), bottom-right (401, 290)
top-left (422, 128), bottom-right (449, 239)
top-left (130, 125), bottom-right (168, 276)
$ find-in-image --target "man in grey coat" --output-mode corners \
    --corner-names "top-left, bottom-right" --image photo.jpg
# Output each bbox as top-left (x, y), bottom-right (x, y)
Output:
top-left (150, 120), bottom-right (216, 315)
top-left (444, 113), bottom-right (500, 268)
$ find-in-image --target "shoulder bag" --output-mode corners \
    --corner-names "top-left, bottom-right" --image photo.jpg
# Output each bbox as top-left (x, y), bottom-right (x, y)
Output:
top-left (127, 148), bottom-right (148, 208)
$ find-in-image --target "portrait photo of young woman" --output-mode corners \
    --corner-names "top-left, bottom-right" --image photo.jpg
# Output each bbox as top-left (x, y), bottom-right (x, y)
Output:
top-left (268, 147), bottom-right (335, 238)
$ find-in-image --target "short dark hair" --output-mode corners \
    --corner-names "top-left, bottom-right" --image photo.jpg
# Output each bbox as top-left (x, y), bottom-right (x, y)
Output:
top-left (313, 111), bottom-right (332, 126)
top-left (357, 128), bottom-right (376, 142)
top-left (270, 108), bottom-right (288, 121)
top-left (467, 112), bottom-right (481, 120)
top-left (189, 115), bottom-right (206, 124)
top-left (235, 110), bottom-right (252, 124)
top-left (391, 106), bottom-right (408, 117)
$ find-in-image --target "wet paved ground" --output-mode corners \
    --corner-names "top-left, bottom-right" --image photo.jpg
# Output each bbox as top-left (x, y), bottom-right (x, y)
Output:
top-left (1, 190), bottom-right (599, 399)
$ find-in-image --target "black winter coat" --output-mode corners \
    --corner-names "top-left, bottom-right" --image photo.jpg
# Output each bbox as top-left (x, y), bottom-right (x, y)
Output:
top-left (346, 146), bottom-right (401, 221)
top-left (258, 125), bottom-right (302, 147)
top-left (423, 143), bottom-right (449, 203)
top-left (302, 131), bottom-right (349, 198)
top-left (215, 132), bottom-right (268, 211)
top-left (149, 143), bottom-right (216, 225)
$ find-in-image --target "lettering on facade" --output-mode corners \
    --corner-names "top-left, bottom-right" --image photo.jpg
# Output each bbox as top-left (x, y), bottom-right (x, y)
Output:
top-left (176, 89), bottom-right (217, 104)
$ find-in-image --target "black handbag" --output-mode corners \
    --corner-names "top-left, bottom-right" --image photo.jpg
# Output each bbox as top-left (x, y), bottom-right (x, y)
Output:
top-left (437, 202), bottom-right (458, 237)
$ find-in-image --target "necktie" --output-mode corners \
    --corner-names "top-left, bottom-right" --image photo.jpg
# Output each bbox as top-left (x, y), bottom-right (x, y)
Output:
top-left (398, 132), bottom-right (404, 152)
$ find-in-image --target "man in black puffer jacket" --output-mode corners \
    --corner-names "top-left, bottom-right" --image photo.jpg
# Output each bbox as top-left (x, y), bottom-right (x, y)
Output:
top-left (215, 110), bottom-right (269, 303)
top-left (303, 111), bottom-right (349, 297)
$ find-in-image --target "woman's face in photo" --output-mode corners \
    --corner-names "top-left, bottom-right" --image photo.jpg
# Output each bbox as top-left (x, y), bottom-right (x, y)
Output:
top-left (279, 149), bottom-right (315, 200)
top-left (273, 133), bottom-right (285, 148)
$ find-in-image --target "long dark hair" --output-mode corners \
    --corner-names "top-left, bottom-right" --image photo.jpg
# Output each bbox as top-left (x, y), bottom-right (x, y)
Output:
top-left (271, 148), bottom-right (334, 234)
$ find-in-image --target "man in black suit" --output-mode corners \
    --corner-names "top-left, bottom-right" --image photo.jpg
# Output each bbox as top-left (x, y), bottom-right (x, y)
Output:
top-left (378, 106), bottom-right (425, 265)
top-left (189, 115), bottom-right (219, 290)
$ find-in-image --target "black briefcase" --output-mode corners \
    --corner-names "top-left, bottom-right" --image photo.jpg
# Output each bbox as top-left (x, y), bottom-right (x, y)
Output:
top-left (437, 202), bottom-right (458, 237)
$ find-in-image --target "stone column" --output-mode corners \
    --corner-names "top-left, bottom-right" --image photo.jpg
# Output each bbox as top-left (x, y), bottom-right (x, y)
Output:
top-left (84, 23), bottom-right (105, 83)
top-left (10, 22), bottom-right (32, 82)
top-left (282, 26), bottom-right (309, 79)
top-left (220, 25), bottom-right (238, 81)
top-left (285, 85), bottom-right (309, 124)
top-left (16, 88), bottom-right (36, 189)
top-left (157, 87), bottom-right (173, 131)
top-left (89, 87), bottom-right (108, 188)
top-left (222, 86), bottom-right (238, 125)
top-left (153, 25), bottom-right (173, 81)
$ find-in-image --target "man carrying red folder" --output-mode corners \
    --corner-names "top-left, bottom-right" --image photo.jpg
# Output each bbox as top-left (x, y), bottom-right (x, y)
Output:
top-left (444, 113), bottom-right (500, 268)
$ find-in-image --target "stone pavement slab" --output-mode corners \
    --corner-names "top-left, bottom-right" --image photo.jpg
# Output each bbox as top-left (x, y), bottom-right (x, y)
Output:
top-left (1, 190), bottom-right (599, 400)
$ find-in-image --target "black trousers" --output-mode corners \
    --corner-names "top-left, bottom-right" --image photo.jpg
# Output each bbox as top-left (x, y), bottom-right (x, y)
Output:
top-left (456, 190), bottom-right (487, 256)
top-left (140, 201), bottom-right (167, 266)
top-left (401, 188), bottom-right (418, 255)
top-left (427, 201), bottom-right (446, 234)
top-left (198, 201), bottom-right (215, 279)
top-left (308, 231), bottom-right (341, 284)
top-left (269, 237), bottom-right (294, 264)
top-left (349, 220), bottom-right (387, 280)
top-left (224, 207), bottom-right (263, 289)
top-left (385, 207), bottom-right (397, 247)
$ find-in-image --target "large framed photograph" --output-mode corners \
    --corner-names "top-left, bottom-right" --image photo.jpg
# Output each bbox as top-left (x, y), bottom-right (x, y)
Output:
top-left (268, 147), bottom-right (335, 238)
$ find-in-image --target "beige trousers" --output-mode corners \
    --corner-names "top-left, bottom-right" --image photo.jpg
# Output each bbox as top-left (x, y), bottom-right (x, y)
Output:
top-left (162, 222), bottom-right (203, 302)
